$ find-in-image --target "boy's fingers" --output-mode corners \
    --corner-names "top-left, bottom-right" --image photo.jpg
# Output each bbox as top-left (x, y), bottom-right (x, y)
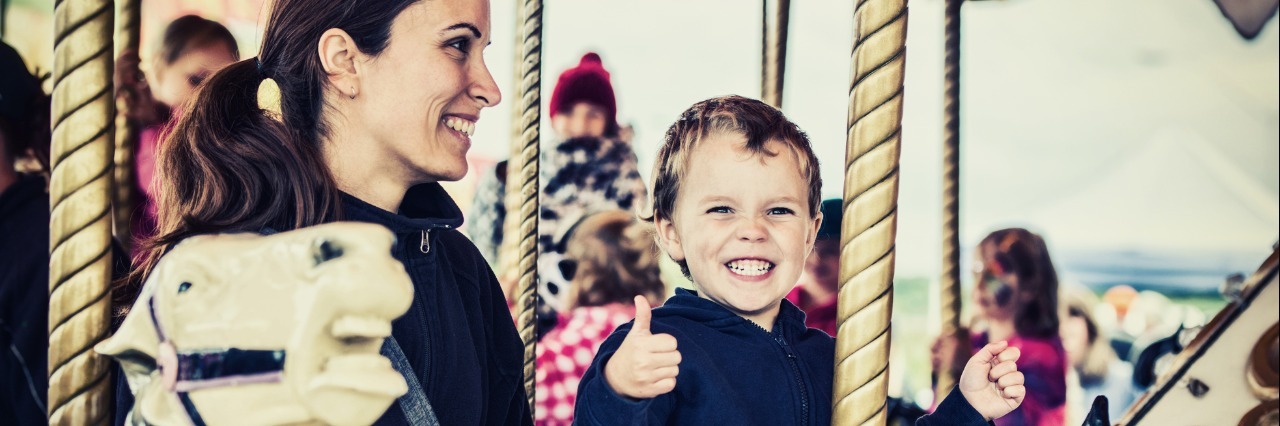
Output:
top-left (645, 333), bottom-right (679, 353)
top-left (651, 378), bottom-right (677, 394)
top-left (988, 360), bottom-right (1018, 381)
top-left (974, 340), bottom-right (1010, 362)
top-left (644, 348), bottom-right (682, 367)
top-left (997, 371), bottom-right (1024, 388)
top-left (1002, 385), bottom-right (1026, 402)
top-left (652, 366), bottom-right (680, 380)
top-left (996, 346), bottom-right (1021, 363)
top-left (631, 296), bottom-right (652, 335)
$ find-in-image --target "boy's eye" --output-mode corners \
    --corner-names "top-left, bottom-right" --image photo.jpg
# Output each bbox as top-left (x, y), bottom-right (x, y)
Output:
top-left (767, 207), bottom-right (795, 215)
top-left (706, 206), bottom-right (732, 214)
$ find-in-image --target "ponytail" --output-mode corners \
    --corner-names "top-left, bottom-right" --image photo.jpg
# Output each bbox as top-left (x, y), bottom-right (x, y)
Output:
top-left (115, 0), bottom-right (419, 315)
top-left (117, 58), bottom-right (339, 312)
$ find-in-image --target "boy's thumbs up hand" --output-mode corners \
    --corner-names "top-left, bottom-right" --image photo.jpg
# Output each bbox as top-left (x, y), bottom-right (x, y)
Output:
top-left (959, 341), bottom-right (1026, 421)
top-left (604, 296), bottom-right (682, 400)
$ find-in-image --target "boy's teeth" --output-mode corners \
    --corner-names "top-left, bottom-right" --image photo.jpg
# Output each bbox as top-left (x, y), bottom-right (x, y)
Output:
top-left (726, 259), bottom-right (774, 277)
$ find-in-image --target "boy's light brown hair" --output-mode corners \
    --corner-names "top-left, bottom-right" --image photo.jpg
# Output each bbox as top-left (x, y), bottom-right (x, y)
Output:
top-left (644, 95), bottom-right (822, 275)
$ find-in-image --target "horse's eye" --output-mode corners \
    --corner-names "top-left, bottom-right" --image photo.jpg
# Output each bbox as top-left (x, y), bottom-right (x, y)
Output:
top-left (313, 238), bottom-right (344, 266)
top-left (177, 282), bottom-right (193, 293)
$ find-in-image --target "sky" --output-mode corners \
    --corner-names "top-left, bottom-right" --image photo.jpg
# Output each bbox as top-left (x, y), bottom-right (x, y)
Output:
top-left (466, 0), bottom-right (1279, 281)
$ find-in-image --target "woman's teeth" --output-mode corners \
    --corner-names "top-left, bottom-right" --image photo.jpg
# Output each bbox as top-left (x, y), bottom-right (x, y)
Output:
top-left (445, 117), bottom-right (475, 137)
top-left (726, 259), bottom-right (774, 277)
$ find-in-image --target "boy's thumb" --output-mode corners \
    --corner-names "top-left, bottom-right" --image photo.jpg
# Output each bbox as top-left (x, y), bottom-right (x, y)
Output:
top-left (630, 296), bottom-right (652, 335)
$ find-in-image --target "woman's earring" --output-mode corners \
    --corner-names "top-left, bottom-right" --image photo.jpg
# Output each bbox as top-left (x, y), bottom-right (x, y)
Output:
top-left (349, 85), bottom-right (356, 99)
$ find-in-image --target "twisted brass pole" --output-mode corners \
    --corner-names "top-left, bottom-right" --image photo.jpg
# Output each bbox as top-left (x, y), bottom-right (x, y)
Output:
top-left (761, 0), bottom-right (790, 108)
top-left (937, 0), bottom-right (964, 399)
top-left (513, 0), bottom-right (543, 412)
top-left (498, 0), bottom-right (526, 277)
top-left (49, 0), bottom-right (116, 424)
top-left (833, 0), bottom-right (908, 423)
top-left (111, 0), bottom-right (140, 251)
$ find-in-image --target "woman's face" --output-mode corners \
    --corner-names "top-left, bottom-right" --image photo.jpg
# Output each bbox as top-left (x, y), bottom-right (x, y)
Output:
top-left (354, 0), bottom-right (500, 184)
top-left (152, 42), bottom-right (237, 110)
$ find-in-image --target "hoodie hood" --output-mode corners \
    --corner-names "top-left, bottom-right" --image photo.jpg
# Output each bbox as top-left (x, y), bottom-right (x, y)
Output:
top-left (659, 288), bottom-right (811, 342)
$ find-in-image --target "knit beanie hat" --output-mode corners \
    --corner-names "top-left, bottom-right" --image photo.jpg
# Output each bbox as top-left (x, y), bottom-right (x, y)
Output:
top-left (549, 52), bottom-right (618, 135)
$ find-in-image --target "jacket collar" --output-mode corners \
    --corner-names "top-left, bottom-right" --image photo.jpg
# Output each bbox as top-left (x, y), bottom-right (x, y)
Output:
top-left (340, 182), bottom-right (464, 233)
top-left (663, 288), bottom-right (810, 342)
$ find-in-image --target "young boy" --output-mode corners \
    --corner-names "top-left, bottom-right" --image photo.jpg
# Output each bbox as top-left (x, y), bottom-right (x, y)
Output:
top-left (575, 96), bottom-right (1026, 425)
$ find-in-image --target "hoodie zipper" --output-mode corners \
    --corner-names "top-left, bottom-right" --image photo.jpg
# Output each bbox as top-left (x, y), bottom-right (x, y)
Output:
top-left (747, 320), bottom-right (810, 426)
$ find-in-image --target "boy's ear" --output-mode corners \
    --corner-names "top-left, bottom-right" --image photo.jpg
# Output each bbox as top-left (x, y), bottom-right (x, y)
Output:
top-left (807, 211), bottom-right (823, 254)
top-left (317, 28), bottom-right (362, 98)
top-left (654, 216), bottom-right (685, 263)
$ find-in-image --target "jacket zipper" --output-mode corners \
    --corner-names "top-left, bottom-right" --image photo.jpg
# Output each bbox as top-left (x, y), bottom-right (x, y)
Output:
top-left (747, 320), bottom-right (810, 426)
top-left (776, 335), bottom-right (810, 426)
top-left (419, 224), bottom-right (453, 254)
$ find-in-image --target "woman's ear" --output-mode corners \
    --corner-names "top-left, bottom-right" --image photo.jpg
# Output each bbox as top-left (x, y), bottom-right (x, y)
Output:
top-left (654, 216), bottom-right (685, 263)
top-left (317, 28), bottom-right (361, 99)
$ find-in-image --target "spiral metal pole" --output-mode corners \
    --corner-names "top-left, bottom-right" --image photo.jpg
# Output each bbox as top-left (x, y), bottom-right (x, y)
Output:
top-left (833, 0), bottom-right (908, 423)
top-left (49, 0), bottom-right (116, 424)
top-left (513, 0), bottom-right (543, 413)
top-left (498, 0), bottom-right (527, 277)
top-left (937, 0), bottom-right (964, 399)
top-left (111, 0), bottom-right (140, 251)
top-left (761, 0), bottom-right (790, 108)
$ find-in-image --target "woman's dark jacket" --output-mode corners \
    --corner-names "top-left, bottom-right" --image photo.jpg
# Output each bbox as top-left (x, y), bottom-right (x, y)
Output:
top-left (348, 183), bottom-right (529, 426)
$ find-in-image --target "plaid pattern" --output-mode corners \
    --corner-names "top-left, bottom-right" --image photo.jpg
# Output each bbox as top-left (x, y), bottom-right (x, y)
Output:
top-left (534, 303), bottom-right (636, 426)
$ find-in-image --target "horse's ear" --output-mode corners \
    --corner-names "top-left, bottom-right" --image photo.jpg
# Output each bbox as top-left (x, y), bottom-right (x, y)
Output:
top-left (96, 289), bottom-right (162, 386)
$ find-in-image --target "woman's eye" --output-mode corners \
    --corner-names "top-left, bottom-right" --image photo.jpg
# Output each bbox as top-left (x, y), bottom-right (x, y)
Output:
top-left (188, 75), bottom-right (204, 87)
top-left (706, 206), bottom-right (732, 214)
top-left (447, 38), bottom-right (472, 53)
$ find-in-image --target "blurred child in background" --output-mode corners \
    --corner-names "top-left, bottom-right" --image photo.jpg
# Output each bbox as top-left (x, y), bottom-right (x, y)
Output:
top-left (115, 15), bottom-right (238, 257)
top-left (934, 228), bottom-right (1067, 426)
top-left (786, 198), bottom-right (842, 336)
top-left (535, 209), bottom-right (665, 425)
top-left (1062, 285), bottom-right (1137, 421)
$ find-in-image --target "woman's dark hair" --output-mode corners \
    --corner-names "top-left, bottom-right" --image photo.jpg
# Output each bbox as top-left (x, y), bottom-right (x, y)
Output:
top-left (159, 15), bottom-right (240, 65)
top-left (978, 228), bottom-right (1061, 338)
top-left (118, 0), bottom-right (420, 313)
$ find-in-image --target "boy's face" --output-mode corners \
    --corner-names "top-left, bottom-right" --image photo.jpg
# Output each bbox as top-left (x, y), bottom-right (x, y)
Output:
top-left (656, 132), bottom-right (821, 329)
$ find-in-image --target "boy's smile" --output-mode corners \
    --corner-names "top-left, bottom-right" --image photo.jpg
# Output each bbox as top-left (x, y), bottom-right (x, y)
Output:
top-left (656, 133), bottom-right (821, 330)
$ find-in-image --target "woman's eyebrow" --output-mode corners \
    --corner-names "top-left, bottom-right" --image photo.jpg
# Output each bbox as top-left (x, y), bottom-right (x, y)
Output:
top-left (441, 22), bottom-right (482, 38)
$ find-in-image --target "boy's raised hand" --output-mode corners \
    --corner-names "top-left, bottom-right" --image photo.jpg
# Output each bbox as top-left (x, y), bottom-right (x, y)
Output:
top-left (604, 296), bottom-right (682, 400)
top-left (958, 341), bottom-right (1025, 421)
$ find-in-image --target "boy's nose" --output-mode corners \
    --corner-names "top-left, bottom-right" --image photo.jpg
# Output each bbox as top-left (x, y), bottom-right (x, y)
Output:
top-left (735, 219), bottom-right (768, 242)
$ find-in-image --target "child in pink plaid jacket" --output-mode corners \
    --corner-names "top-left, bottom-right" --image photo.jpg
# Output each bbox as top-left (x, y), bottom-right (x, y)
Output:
top-left (534, 210), bottom-right (665, 425)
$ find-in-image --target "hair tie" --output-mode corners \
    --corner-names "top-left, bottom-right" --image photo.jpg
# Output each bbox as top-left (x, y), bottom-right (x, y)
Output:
top-left (255, 57), bottom-right (269, 80)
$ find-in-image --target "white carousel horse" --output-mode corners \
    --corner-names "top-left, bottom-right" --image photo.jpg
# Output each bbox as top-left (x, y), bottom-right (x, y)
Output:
top-left (98, 223), bottom-right (414, 426)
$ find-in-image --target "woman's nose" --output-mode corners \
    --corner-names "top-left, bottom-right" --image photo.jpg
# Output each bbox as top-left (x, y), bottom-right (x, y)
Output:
top-left (470, 59), bottom-right (502, 107)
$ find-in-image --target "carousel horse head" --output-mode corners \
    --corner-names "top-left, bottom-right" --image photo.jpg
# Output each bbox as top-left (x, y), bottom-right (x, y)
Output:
top-left (98, 223), bottom-right (414, 426)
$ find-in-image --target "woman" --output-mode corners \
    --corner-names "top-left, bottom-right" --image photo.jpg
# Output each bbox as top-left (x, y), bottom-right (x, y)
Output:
top-left (119, 0), bottom-right (529, 424)
top-left (534, 210), bottom-right (664, 425)
top-left (115, 15), bottom-right (239, 257)
top-left (934, 228), bottom-right (1067, 426)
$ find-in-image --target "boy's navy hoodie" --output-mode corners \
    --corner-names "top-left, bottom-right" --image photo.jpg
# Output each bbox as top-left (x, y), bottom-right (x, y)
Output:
top-left (575, 288), bottom-right (991, 425)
